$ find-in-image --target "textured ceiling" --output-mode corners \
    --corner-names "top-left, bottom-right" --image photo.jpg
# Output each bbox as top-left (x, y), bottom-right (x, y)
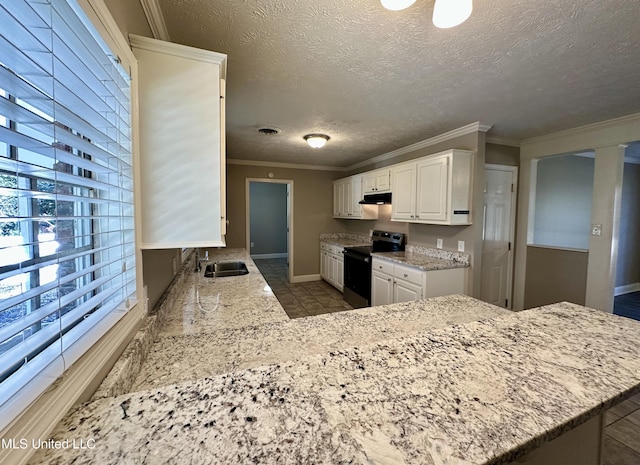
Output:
top-left (155, 0), bottom-right (640, 167)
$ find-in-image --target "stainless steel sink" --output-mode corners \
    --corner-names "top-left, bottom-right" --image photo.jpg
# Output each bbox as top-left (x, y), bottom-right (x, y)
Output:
top-left (204, 261), bottom-right (249, 278)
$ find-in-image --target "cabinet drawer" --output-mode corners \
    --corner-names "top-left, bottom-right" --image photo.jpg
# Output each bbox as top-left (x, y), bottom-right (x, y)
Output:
top-left (394, 264), bottom-right (424, 286)
top-left (372, 258), bottom-right (394, 275)
top-left (329, 245), bottom-right (344, 255)
top-left (320, 242), bottom-right (330, 252)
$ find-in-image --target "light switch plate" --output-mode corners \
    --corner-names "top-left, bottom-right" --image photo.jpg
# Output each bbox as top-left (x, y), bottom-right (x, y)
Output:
top-left (458, 241), bottom-right (465, 252)
top-left (436, 238), bottom-right (443, 249)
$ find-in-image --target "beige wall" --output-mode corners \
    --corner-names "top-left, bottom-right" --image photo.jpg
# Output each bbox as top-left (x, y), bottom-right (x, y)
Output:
top-left (226, 163), bottom-right (344, 277)
top-left (104, 0), bottom-right (153, 38)
top-left (524, 246), bottom-right (588, 308)
top-left (486, 143), bottom-right (520, 166)
top-left (142, 249), bottom-right (183, 309)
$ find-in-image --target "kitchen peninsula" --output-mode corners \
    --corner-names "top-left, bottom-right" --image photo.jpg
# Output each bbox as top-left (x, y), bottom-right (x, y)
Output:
top-left (27, 250), bottom-right (640, 465)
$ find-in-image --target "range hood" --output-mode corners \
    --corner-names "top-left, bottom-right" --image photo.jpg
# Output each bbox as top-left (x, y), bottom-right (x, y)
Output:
top-left (359, 192), bottom-right (392, 205)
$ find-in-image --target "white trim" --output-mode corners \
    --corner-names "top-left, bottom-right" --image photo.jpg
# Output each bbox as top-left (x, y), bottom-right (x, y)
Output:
top-left (228, 158), bottom-right (342, 172)
top-left (526, 244), bottom-right (589, 253)
top-left (138, 0), bottom-right (170, 41)
top-left (615, 282), bottom-right (640, 296)
top-left (129, 34), bottom-right (226, 69)
top-left (521, 113), bottom-right (640, 158)
top-left (292, 274), bottom-right (321, 283)
top-left (348, 122), bottom-right (492, 171)
top-left (246, 178), bottom-right (294, 283)
top-left (0, 303), bottom-right (144, 465)
top-left (140, 240), bottom-right (226, 250)
top-left (251, 253), bottom-right (288, 259)
top-left (76, 0), bottom-right (137, 75)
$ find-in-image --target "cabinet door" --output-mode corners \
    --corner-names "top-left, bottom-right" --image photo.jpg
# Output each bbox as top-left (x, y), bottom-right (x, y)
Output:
top-left (376, 169), bottom-right (391, 191)
top-left (320, 251), bottom-right (329, 280)
top-left (416, 156), bottom-right (449, 221)
top-left (333, 182), bottom-right (341, 217)
top-left (336, 256), bottom-right (344, 289)
top-left (363, 173), bottom-right (377, 193)
top-left (340, 181), bottom-right (350, 218)
top-left (391, 164), bottom-right (417, 220)
top-left (394, 278), bottom-right (422, 303)
top-left (349, 176), bottom-right (363, 217)
top-left (372, 271), bottom-right (393, 306)
top-left (133, 35), bottom-right (226, 248)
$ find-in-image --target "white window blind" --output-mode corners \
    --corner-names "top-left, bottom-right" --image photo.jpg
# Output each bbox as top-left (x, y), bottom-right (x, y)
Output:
top-left (0, 0), bottom-right (136, 429)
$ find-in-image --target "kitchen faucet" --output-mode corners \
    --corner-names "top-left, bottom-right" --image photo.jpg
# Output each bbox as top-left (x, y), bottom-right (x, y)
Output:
top-left (195, 249), bottom-right (210, 272)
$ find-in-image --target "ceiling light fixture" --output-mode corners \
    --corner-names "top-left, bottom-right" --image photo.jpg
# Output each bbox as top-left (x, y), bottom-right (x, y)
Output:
top-left (304, 134), bottom-right (330, 149)
top-left (432, 0), bottom-right (473, 28)
top-left (380, 0), bottom-right (416, 11)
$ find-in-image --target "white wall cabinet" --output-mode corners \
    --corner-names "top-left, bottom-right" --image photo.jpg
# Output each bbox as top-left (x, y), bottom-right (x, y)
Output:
top-left (333, 175), bottom-right (378, 219)
top-left (363, 168), bottom-right (391, 193)
top-left (131, 35), bottom-right (227, 249)
top-left (371, 257), bottom-right (467, 306)
top-left (320, 242), bottom-right (344, 291)
top-left (391, 149), bottom-right (474, 225)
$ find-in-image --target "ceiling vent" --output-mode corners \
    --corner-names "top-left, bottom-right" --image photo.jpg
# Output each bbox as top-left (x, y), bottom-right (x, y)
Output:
top-left (257, 127), bottom-right (281, 135)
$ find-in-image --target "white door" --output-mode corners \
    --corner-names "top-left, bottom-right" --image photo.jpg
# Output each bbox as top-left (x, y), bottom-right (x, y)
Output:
top-left (481, 165), bottom-right (517, 308)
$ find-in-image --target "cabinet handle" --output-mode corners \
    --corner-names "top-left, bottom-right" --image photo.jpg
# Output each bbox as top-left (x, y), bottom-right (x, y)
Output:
top-left (387, 278), bottom-right (391, 282)
top-left (404, 273), bottom-right (408, 278)
top-left (379, 265), bottom-right (383, 269)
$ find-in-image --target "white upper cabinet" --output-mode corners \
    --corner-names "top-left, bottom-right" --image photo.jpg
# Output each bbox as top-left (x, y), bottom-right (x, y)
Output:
top-left (391, 149), bottom-right (474, 225)
top-left (131, 35), bottom-right (227, 249)
top-left (363, 168), bottom-right (391, 193)
top-left (333, 175), bottom-right (378, 220)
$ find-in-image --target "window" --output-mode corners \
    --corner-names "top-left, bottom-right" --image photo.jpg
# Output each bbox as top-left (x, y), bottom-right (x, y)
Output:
top-left (0, 0), bottom-right (136, 428)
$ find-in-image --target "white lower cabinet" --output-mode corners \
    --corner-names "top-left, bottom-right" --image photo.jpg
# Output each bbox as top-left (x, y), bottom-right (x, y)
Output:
top-left (320, 242), bottom-right (344, 291)
top-left (371, 257), bottom-right (467, 306)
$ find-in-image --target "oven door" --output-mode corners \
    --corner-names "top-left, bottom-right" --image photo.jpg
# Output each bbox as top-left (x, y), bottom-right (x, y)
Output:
top-left (343, 249), bottom-right (371, 308)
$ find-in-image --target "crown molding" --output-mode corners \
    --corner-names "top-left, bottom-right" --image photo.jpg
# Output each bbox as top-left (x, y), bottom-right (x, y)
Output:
top-left (347, 121), bottom-right (492, 171)
top-left (227, 158), bottom-right (345, 172)
top-left (139, 0), bottom-right (170, 41)
top-left (129, 34), bottom-right (226, 66)
top-left (486, 136), bottom-right (521, 147)
top-left (521, 113), bottom-right (640, 148)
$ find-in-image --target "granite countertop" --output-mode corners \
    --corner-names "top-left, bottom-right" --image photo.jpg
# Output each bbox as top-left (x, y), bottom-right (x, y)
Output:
top-left (160, 248), bottom-right (289, 336)
top-left (131, 295), bottom-right (509, 391)
top-left (373, 250), bottom-right (470, 271)
top-left (320, 233), bottom-right (371, 248)
top-left (28, 297), bottom-right (640, 465)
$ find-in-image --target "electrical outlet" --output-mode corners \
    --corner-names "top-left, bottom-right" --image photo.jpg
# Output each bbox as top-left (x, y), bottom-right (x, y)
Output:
top-left (436, 238), bottom-right (443, 249)
top-left (458, 241), bottom-right (465, 252)
top-left (591, 224), bottom-right (602, 236)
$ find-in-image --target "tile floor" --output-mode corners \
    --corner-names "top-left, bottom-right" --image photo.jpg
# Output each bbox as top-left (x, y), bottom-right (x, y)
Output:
top-left (254, 257), bottom-right (640, 463)
top-left (254, 257), bottom-right (353, 318)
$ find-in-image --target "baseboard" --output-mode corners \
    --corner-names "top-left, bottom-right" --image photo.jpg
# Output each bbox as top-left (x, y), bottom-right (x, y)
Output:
top-left (250, 253), bottom-right (288, 259)
top-left (292, 274), bottom-right (321, 283)
top-left (0, 303), bottom-right (145, 465)
top-left (615, 282), bottom-right (640, 296)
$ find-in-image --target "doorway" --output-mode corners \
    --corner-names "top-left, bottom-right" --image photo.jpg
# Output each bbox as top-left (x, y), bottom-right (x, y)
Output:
top-left (613, 143), bottom-right (640, 320)
top-left (246, 178), bottom-right (293, 282)
top-left (481, 164), bottom-right (517, 308)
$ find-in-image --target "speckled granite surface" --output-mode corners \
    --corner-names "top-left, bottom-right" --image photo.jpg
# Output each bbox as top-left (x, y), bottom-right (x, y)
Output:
top-left (28, 299), bottom-right (640, 465)
top-left (373, 250), bottom-right (470, 270)
top-left (319, 232), bottom-right (371, 247)
top-left (132, 295), bottom-right (509, 391)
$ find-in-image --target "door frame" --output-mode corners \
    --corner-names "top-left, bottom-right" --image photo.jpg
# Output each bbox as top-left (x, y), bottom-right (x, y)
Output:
top-left (245, 178), bottom-right (294, 283)
top-left (483, 164), bottom-right (518, 309)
